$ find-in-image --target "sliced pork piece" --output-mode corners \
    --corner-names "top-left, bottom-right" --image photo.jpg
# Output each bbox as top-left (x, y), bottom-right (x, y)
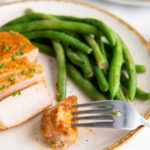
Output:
top-left (0, 57), bottom-right (35, 80)
top-left (0, 81), bottom-right (51, 130)
top-left (0, 32), bottom-right (38, 63)
top-left (0, 64), bottom-right (44, 100)
top-left (41, 96), bottom-right (78, 150)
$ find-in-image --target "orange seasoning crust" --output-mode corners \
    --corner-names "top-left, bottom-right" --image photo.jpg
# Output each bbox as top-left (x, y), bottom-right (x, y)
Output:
top-left (41, 96), bottom-right (78, 150)
top-left (0, 32), bottom-right (39, 63)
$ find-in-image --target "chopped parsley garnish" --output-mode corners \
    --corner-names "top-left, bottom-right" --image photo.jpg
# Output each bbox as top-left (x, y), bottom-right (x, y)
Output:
top-left (12, 91), bottom-right (21, 97)
top-left (41, 127), bottom-right (45, 131)
top-left (3, 85), bottom-right (7, 89)
top-left (9, 30), bottom-right (17, 35)
top-left (11, 55), bottom-right (17, 60)
top-left (2, 41), bottom-right (11, 52)
top-left (0, 63), bottom-right (6, 69)
top-left (0, 85), bottom-right (7, 91)
top-left (19, 43), bottom-right (26, 47)
top-left (50, 141), bottom-right (55, 147)
top-left (9, 74), bottom-right (16, 83)
top-left (29, 69), bottom-right (36, 75)
top-left (17, 51), bottom-right (24, 56)
top-left (22, 70), bottom-right (27, 75)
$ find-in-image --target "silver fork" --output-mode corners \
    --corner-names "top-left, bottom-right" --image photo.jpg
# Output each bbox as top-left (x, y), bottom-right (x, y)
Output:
top-left (72, 100), bottom-right (150, 130)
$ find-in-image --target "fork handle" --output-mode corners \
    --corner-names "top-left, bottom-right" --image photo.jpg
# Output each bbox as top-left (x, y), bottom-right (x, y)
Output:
top-left (140, 117), bottom-right (150, 128)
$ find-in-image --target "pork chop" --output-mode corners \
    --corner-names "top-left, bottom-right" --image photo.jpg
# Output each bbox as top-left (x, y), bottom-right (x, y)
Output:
top-left (0, 32), bottom-right (39, 63)
top-left (0, 81), bottom-right (51, 130)
top-left (0, 64), bottom-right (44, 100)
top-left (41, 96), bottom-right (78, 150)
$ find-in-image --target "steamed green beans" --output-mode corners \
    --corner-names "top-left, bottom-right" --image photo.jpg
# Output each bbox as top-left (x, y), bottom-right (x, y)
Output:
top-left (77, 51), bottom-right (93, 78)
top-left (54, 15), bottom-right (117, 46)
top-left (0, 19), bottom-right (101, 36)
top-left (122, 42), bottom-right (137, 102)
top-left (32, 41), bottom-right (55, 56)
top-left (3, 13), bottom-right (57, 27)
top-left (91, 59), bottom-right (109, 92)
top-left (135, 65), bottom-right (146, 73)
top-left (52, 40), bottom-right (66, 101)
top-left (67, 63), bottom-right (106, 100)
top-left (121, 73), bottom-right (150, 100)
top-left (23, 31), bottom-right (92, 54)
top-left (84, 35), bottom-right (108, 69)
top-left (64, 45), bottom-right (85, 67)
top-left (109, 40), bottom-right (123, 99)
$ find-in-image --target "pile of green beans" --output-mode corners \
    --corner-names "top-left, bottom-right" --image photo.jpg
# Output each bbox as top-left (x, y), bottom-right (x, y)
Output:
top-left (1, 8), bottom-right (150, 102)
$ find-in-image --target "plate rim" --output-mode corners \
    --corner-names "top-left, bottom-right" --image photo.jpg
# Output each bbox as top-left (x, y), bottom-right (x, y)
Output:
top-left (0, 0), bottom-right (150, 149)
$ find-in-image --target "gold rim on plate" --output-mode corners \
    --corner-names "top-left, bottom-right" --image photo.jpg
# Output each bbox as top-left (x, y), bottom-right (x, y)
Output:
top-left (0, 0), bottom-right (150, 149)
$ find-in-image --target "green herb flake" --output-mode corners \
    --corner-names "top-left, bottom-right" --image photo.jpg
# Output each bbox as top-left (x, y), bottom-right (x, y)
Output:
top-left (3, 85), bottom-right (7, 89)
top-left (29, 69), bottom-right (36, 75)
top-left (0, 63), bottom-right (6, 69)
top-left (12, 91), bottom-right (21, 97)
top-left (50, 141), bottom-right (55, 147)
top-left (0, 84), bottom-right (7, 91)
top-left (9, 74), bottom-right (16, 83)
top-left (19, 43), bottom-right (26, 47)
top-left (22, 70), bottom-right (27, 75)
top-left (2, 41), bottom-right (11, 52)
top-left (12, 91), bottom-right (17, 96)
top-left (41, 127), bottom-right (45, 131)
top-left (9, 30), bottom-right (17, 35)
top-left (11, 55), bottom-right (17, 61)
top-left (18, 91), bottom-right (21, 95)
top-left (17, 51), bottom-right (24, 56)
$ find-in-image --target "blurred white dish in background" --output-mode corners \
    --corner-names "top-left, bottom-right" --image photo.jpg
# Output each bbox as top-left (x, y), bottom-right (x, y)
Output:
top-left (105, 0), bottom-right (150, 6)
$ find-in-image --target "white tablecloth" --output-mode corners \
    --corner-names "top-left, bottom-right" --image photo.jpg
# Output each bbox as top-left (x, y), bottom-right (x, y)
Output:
top-left (79, 1), bottom-right (150, 150)
top-left (1, 0), bottom-right (150, 149)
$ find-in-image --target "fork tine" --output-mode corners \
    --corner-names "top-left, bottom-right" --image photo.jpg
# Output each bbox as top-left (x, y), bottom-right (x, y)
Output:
top-left (72, 107), bottom-right (113, 115)
top-left (72, 101), bottom-right (113, 108)
top-left (72, 122), bottom-right (113, 128)
top-left (72, 114), bottom-right (114, 121)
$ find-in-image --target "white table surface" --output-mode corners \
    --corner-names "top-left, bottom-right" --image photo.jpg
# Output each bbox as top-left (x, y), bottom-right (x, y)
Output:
top-left (78, 1), bottom-right (150, 150)
top-left (0, 0), bottom-right (150, 150)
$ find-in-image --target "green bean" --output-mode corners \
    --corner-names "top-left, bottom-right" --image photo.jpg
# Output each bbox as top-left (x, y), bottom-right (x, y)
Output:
top-left (115, 86), bottom-right (127, 101)
top-left (122, 42), bottom-right (136, 102)
top-left (121, 73), bottom-right (150, 100)
top-left (31, 41), bottom-right (55, 56)
top-left (67, 63), bottom-right (106, 100)
top-left (2, 13), bottom-right (57, 27)
top-left (109, 39), bottom-right (123, 99)
top-left (0, 19), bottom-right (101, 36)
top-left (25, 8), bottom-right (35, 14)
top-left (64, 44), bottom-right (85, 67)
top-left (91, 59), bottom-right (109, 92)
top-left (54, 15), bottom-right (117, 46)
top-left (51, 40), bottom-right (66, 101)
top-left (23, 31), bottom-right (92, 54)
top-left (136, 88), bottom-right (150, 100)
top-left (95, 36), bottom-right (108, 69)
top-left (84, 35), bottom-right (108, 69)
top-left (77, 51), bottom-right (93, 78)
top-left (135, 65), bottom-right (146, 73)
top-left (122, 64), bottom-right (146, 73)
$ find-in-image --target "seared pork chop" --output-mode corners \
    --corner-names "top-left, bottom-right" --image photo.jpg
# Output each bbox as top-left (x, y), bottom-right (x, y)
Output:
top-left (0, 64), bottom-right (44, 100)
top-left (0, 32), bottom-right (38, 63)
top-left (41, 96), bottom-right (78, 150)
top-left (0, 57), bottom-right (35, 80)
top-left (0, 81), bottom-right (51, 130)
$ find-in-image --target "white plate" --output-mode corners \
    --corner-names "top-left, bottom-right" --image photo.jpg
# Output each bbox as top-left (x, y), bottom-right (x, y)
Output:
top-left (105, 0), bottom-right (150, 6)
top-left (0, 0), bottom-right (150, 150)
